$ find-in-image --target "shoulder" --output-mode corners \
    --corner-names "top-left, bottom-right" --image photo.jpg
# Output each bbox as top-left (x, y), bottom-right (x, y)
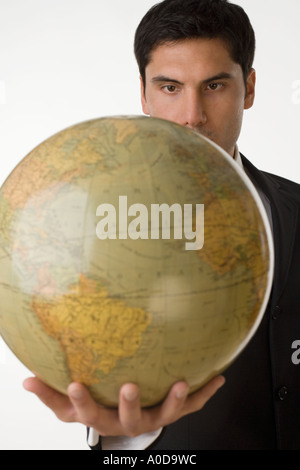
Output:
top-left (262, 173), bottom-right (300, 213)
top-left (262, 169), bottom-right (299, 189)
top-left (240, 154), bottom-right (300, 203)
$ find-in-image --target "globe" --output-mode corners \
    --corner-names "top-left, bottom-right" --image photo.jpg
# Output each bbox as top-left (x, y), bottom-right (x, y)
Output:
top-left (0, 116), bottom-right (273, 407)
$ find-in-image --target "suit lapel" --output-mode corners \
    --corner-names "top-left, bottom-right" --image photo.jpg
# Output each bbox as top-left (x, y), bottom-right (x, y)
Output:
top-left (240, 155), bottom-right (299, 305)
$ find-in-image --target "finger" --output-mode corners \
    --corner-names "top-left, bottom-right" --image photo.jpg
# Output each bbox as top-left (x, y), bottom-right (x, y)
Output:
top-left (156, 381), bottom-right (190, 425)
top-left (23, 377), bottom-right (75, 422)
top-left (67, 382), bottom-right (121, 435)
top-left (68, 382), bottom-right (102, 426)
top-left (118, 383), bottom-right (142, 436)
top-left (182, 375), bottom-right (226, 416)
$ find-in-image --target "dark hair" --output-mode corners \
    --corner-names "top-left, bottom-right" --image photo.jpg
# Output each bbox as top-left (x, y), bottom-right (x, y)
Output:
top-left (134, 0), bottom-right (255, 88)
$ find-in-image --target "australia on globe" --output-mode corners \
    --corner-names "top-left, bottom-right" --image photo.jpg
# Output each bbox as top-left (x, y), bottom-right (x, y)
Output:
top-left (0, 116), bottom-right (274, 407)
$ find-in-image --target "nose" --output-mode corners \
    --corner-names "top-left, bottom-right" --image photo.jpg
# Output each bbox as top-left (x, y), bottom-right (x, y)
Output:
top-left (181, 91), bottom-right (207, 130)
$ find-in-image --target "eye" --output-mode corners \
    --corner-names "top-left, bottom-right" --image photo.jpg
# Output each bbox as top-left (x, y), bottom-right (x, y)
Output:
top-left (207, 82), bottom-right (224, 91)
top-left (162, 84), bottom-right (178, 93)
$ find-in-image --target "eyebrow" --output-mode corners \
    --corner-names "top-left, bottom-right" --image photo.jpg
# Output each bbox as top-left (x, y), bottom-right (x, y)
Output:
top-left (151, 72), bottom-right (234, 85)
top-left (151, 75), bottom-right (184, 85)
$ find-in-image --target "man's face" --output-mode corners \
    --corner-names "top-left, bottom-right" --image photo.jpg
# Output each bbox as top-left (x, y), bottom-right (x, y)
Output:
top-left (141, 38), bottom-right (255, 157)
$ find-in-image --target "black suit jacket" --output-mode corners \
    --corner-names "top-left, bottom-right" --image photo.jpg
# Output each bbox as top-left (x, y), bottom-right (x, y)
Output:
top-left (149, 155), bottom-right (300, 450)
top-left (90, 155), bottom-right (300, 451)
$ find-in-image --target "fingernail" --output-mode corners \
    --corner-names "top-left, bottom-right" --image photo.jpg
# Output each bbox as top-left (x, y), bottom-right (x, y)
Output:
top-left (123, 388), bottom-right (139, 402)
top-left (176, 387), bottom-right (189, 400)
top-left (69, 387), bottom-right (83, 400)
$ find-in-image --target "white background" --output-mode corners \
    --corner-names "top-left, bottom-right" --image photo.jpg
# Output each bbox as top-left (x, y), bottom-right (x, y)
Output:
top-left (0, 0), bottom-right (299, 450)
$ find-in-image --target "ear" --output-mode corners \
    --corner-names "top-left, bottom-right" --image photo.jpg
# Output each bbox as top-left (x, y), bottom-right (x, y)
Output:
top-left (244, 68), bottom-right (256, 110)
top-left (140, 76), bottom-right (150, 115)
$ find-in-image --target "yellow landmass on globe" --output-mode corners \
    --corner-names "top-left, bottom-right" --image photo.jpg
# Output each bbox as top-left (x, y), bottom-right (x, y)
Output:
top-left (114, 119), bottom-right (139, 144)
top-left (0, 126), bottom-right (107, 244)
top-left (193, 173), bottom-right (267, 325)
top-left (30, 274), bottom-right (152, 385)
top-left (1, 136), bottom-right (103, 213)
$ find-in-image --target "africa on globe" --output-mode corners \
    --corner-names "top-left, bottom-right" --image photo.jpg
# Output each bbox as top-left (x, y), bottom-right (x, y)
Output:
top-left (0, 116), bottom-right (273, 407)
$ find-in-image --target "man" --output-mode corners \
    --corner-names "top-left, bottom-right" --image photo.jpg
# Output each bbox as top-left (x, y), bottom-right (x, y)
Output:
top-left (24, 0), bottom-right (300, 449)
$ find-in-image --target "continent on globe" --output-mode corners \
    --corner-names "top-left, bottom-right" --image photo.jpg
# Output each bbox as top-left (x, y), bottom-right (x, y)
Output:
top-left (31, 274), bottom-right (152, 384)
top-left (0, 116), bottom-right (273, 407)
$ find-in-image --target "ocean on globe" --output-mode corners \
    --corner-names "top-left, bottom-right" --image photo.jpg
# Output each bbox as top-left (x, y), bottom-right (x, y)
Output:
top-left (0, 116), bottom-right (273, 407)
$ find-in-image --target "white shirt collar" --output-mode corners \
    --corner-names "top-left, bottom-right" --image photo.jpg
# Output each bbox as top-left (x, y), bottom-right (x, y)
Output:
top-left (233, 145), bottom-right (243, 168)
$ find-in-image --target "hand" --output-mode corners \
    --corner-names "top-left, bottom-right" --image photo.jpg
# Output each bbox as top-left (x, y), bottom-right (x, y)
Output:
top-left (23, 375), bottom-right (225, 438)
